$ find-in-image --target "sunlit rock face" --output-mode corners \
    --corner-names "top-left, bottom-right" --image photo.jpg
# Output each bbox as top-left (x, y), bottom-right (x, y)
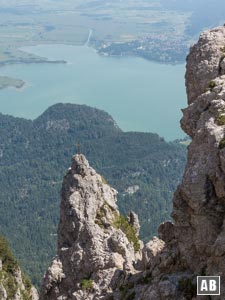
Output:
top-left (41, 154), bottom-right (141, 300)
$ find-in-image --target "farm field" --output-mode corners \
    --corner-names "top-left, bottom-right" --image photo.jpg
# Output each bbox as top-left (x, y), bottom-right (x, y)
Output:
top-left (0, 0), bottom-right (191, 65)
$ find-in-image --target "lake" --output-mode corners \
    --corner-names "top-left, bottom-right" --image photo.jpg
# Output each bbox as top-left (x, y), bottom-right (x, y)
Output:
top-left (0, 44), bottom-right (187, 140)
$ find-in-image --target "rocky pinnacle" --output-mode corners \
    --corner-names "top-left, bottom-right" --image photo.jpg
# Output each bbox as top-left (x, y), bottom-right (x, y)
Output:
top-left (41, 154), bottom-right (141, 300)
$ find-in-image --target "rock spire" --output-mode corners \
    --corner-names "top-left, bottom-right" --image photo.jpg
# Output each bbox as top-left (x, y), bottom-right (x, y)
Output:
top-left (41, 154), bottom-right (141, 300)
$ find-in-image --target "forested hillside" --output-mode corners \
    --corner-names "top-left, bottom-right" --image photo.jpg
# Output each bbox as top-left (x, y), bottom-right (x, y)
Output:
top-left (0, 103), bottom-right (186, 286)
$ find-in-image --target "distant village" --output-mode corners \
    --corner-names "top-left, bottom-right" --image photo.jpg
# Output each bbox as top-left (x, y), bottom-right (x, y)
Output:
top-left (93, 35), bottom-right (189, 64)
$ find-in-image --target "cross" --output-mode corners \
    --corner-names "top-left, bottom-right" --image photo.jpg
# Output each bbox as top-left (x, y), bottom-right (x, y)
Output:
top-left (75, 142), bottom-right (81, 154)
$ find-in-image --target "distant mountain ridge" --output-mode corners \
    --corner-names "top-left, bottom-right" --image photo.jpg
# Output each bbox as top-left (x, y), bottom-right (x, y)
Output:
top-left (0, 103), bottom-right (186, 286)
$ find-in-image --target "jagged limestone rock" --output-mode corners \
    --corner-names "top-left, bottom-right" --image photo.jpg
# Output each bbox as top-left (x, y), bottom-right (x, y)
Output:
top-left (41, 154), bottom-right (141, 300)
top-left (136, 25), bottom-right (225, 300)
top-left (0, 237), bottom-right (39, 300)
top-left (186, 25), bottom-right (225, 104)
top-left (128, 211), bottom-right (141, 236)
top-left (0, 267), bottom-right (38, 300)
top-left (174, 25), bottom-right (225, 299)
top-left (42, 25), bottom-right (225, 300)
top-left (138, 25), bottom-right (225, 299)
top-left (0, 283), bottom-right (7, 300)
top-left (30, 288), bottom-right (39, 300)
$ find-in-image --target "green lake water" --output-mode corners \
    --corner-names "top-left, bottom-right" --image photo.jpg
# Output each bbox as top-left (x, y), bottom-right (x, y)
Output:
top-left (0, 44), bottom-right (187, 140)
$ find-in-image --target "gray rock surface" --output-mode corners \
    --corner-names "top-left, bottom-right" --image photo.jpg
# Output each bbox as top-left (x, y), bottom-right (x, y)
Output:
top-left (0, 283), bottom-right (7, 300)
top-left (42, 25), bottom-right (225, 300)
top-left (186, 25), bottom-right (225, 104)
top-left (128, 211), bottom-right (141, 236)
top-left (136, 24), bottom-right (225, 300)
top-left (139, 24), bottom-right (225, 299)
top-left (0, 265), bottom-right (39, 300)
top-left (41, 154), bottom-right (141, 300)
top-left (174, 25), bottom-right (225, 299)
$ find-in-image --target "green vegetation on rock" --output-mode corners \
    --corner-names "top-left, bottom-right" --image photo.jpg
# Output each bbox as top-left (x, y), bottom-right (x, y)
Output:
top-left (95, 204), bottom-right (107, 229)
top-left (0, 236), bottom-right (18, 273)
top-left (113, 213), bottom-right (140, 252)
top-left (81, 279), bottom-right (94, 291)
top-left (219, 138), bottom-right (225, 149)
top-left (101, 175), bottom-right (108, 184)
top-left (208, 80), bottom-right (217, 90)
top-left (216, 114), bottom-right (225, 126)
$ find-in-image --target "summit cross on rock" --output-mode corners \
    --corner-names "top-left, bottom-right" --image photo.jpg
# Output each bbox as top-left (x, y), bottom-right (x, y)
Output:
top-left (75, 142), bottom-right (81, 154)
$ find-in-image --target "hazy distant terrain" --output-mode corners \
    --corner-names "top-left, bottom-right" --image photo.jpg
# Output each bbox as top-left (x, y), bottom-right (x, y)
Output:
top-left (160, 0), bottom-right (225, 35)
top-left (0, 0), bottom-right (223, 65)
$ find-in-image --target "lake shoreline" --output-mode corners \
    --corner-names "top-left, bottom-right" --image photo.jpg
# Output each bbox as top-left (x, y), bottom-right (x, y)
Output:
top-left (0, 43), bottom-right (186, 141)
top-left (0, 75), bottom-right (26, 91)
top-left (0, 59), bottom-right (67, 68)
top-left (0, 41), bottom-right (185, 69)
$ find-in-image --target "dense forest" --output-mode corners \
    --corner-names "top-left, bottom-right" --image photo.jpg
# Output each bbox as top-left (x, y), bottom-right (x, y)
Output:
top-left (0, 103), bottom-right (187, 286)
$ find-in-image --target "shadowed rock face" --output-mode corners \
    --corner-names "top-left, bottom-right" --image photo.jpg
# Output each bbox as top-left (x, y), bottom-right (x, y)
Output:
top-left (42, 25), bottom-right (225, 300)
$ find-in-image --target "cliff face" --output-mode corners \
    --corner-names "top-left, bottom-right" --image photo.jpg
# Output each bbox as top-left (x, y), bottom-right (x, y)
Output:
top-left (141, 25), bottom-right (225, 299)
top-left (174, 24), bottom-right (225, 295)
top-left (41, 25), bottom-right (225, 300)
top-left (0, 237), bottom-right (38, 300)
top-left (140, 25), bottom-right (225, 299)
